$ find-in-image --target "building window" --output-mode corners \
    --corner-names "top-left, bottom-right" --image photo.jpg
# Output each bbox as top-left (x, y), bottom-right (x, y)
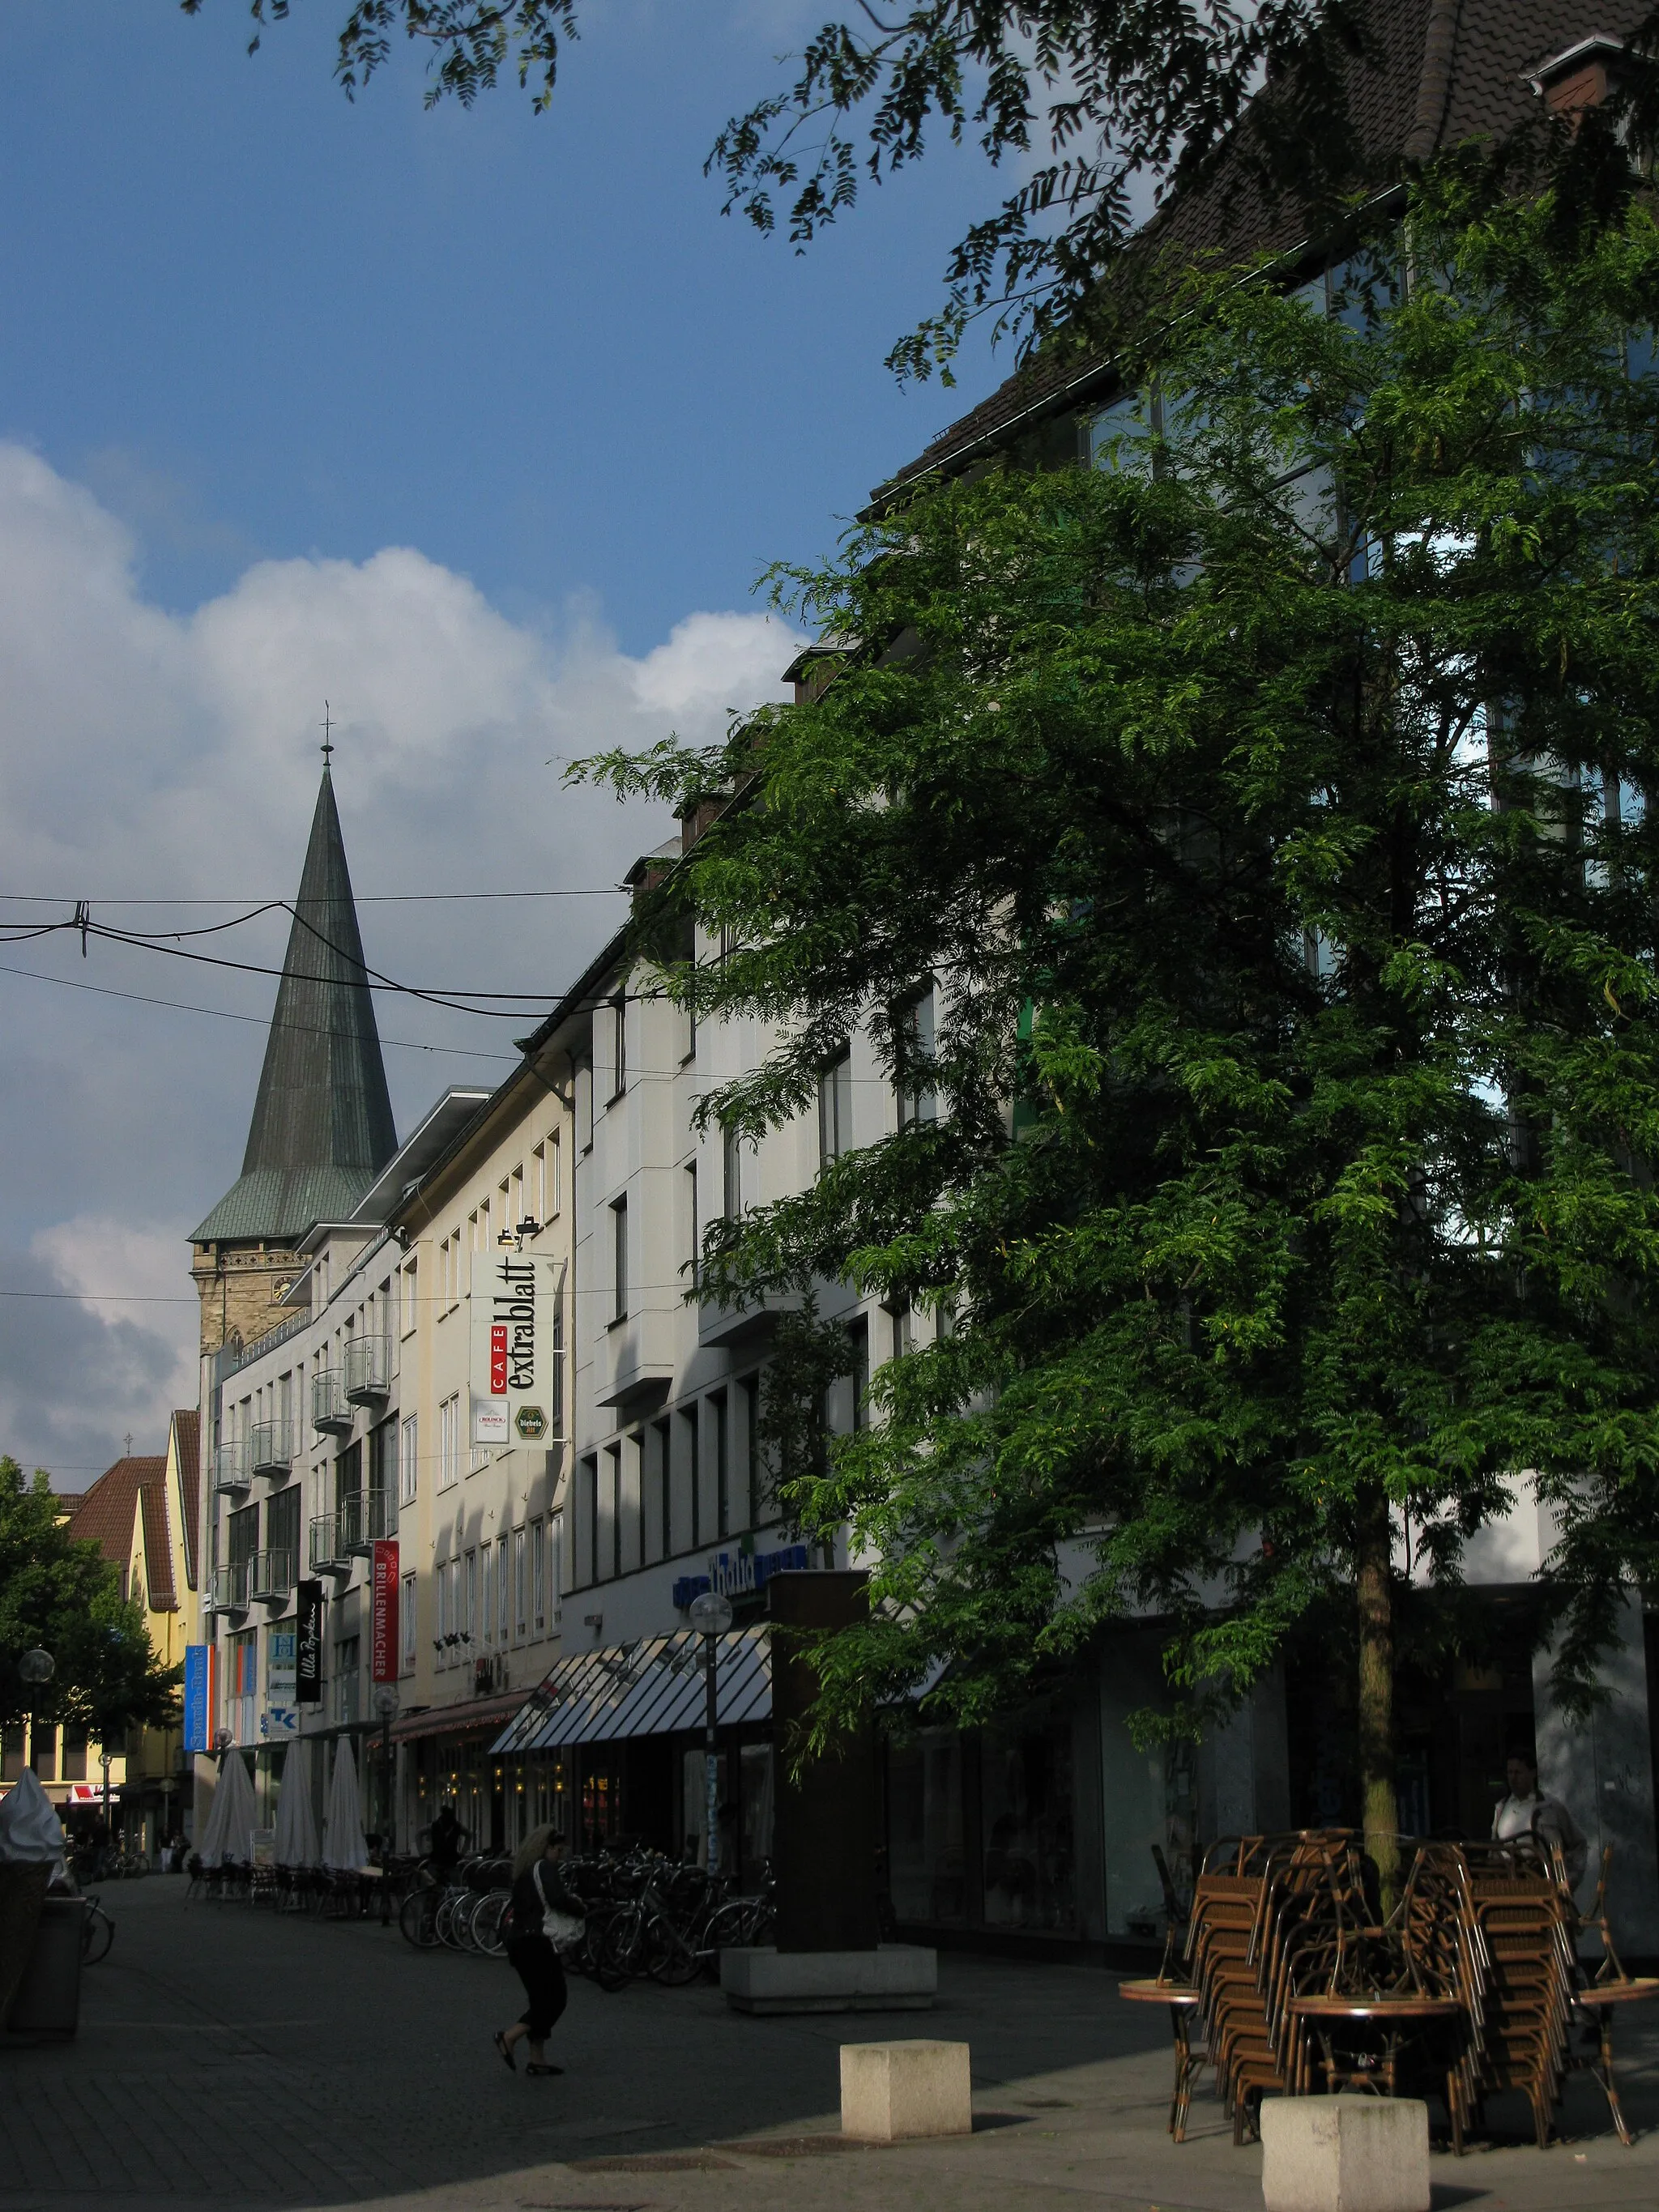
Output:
top-left (897, 987), bottom-right (938, 1127)
top-left (400, 1413), bottom-right (418, 1506)
top-left (711, 1390), bottom-right (730, 1538)
top-left (463, 1550), bottom-right (478, 1649)
top-left (577, 1056), bottom-right (593, 1151)
top-left (401, 1573), bottom-right (417, 1668)
top-left (605, 1442), bottom-right (622, 1582)
top-left (529, 1519), bottom-right (544, 1634)
top-left (610, 993), bottom-right (627, 1100)
top-left (548, 1511), bottom-right (564, 1626)
top-left (267, 1485), bottom-right (300, 1582)
top-left (612, 1196), bottom-right (629, 1319)
top-left (438, 1395), bottom-right (459, 1491)
top-left (723, 1125), bottom-right (744, 1218)
top-left (654, 1414), bottom-right (672, 1558)
top-left (581, 1455), bottom-right (599, 1588)
top-left (230, 1629), bottom-right (258, 1745)
top-left (741, 1374), bottom-right (761, 1527)
top-left (685, 1160), bottom-right (699, 1287)
top-left (496, 1534), bottom-right (510, 1643)
top-left (682, 1404), bottom-right (701, 1552)
top-left (335, 1635), bottom-right (360, 1727)
top-left (850, 1316), bottom-right (870, 1430)
top-left (819, 1046), bottom-right (853, 1167)
top-left (399, 1257), bottom-right (418, 1338)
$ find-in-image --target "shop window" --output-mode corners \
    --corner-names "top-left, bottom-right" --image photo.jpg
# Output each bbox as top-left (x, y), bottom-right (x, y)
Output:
top-left (888, 1728), bottom-right (968, 1924)
top-left (981, 1709), bottom-right (1077, 1933)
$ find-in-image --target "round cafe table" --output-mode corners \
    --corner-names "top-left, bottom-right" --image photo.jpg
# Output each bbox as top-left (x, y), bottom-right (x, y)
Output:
top-left (1119, 1979), bottom-right (1203, 2141)
top-left (1286, 1994), bottom-right (1465, 2112)
top-left (1571, 1976), bottom-right (1659, 2146)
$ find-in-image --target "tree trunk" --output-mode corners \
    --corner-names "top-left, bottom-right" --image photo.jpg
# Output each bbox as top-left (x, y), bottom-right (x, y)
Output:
top-left (1355, 1485), bottom-right (1400, 1907)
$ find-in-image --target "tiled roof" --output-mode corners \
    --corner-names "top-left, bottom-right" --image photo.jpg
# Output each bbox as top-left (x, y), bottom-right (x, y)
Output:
top-left (66, 1455), bottom-right (164, 1571)
top-left (883, 0), bottom-right (1645, 490)
top-left (171, 1407), bottom-right (200, 1592)
top-left (139, 1484), bottom-right (177, 1610)
top-left (192, 767), bottom-right (397, 1245)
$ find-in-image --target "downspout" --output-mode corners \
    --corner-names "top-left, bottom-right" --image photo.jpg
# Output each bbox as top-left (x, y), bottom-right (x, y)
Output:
top-left (1403, 0), bottom-right (1462, 164)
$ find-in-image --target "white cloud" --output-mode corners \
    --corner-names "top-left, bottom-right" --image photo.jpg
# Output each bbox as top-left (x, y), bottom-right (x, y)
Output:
top-left (0, 441), bottom-right (804, 1480)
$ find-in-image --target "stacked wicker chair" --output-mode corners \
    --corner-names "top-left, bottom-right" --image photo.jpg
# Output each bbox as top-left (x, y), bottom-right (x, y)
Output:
top-left (1458, 1842), bottom-right (1576, 2147)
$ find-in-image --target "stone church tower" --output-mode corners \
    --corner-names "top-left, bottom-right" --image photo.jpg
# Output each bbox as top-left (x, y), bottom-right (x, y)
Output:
top-left (190, 764), bottom-right (398, 1364)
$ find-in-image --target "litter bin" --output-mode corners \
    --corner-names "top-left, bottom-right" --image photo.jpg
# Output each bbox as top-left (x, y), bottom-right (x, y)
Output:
top-left (6, 1895), bottom-right (86, 2036)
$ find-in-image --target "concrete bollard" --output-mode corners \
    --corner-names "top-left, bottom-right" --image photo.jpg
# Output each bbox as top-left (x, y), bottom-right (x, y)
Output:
top-left (1260, 2096), bottom-right (1430, 2212)
top-left (840, 2039), bottom-right (973, 2142)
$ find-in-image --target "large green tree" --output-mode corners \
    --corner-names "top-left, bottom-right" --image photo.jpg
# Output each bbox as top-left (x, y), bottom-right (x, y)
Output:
top-left (186, 1), bottom-right (1659, 379)
top-left (0, 1460), bottom-right (179, 1745)
top-left (585, 168), bottom-right (1659, 1884)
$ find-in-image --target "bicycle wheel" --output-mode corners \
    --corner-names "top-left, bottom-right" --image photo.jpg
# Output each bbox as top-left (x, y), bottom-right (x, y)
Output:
top-left (81, 1903), bottom-right (114, 1964)
top-left (601, 1903), bottom-right (648, 1980)
top-left (434, 1891), bottom-right (466, 1948)
top-left (698, 1900), bottom-right (750, 1976)
top-left (471, 1890), bottom-right (510, 1955)
top-left (399, 1888), bottom-right (440, 1948)
top-left (645, 1913), bottom-right (702, 1987)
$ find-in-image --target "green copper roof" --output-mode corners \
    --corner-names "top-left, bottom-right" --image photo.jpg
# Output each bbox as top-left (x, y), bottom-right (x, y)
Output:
top-left (191, 769), bottom-right (397, 1245)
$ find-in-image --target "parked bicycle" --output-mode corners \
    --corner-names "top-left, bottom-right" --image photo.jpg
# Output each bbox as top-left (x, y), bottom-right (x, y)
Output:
top-left (80, 1894), bottom-right (115, 1964)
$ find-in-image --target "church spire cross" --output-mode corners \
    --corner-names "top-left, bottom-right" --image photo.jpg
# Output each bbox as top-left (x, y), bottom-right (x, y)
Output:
top-left (321, 701), bottom-right (335, 766)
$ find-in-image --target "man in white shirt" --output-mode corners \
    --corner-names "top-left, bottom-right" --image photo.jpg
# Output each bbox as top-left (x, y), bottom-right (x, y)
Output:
top-left (1492, 1752), bottom-right (1588, 1887)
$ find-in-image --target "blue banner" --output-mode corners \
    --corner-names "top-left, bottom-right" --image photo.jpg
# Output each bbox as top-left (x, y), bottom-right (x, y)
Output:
top-left (182, 1643), bottom-right (211, 1753)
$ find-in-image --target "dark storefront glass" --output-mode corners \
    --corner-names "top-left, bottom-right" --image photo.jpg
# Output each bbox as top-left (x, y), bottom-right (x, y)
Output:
top-left (888, 1707), bottom-right (1080, 1935)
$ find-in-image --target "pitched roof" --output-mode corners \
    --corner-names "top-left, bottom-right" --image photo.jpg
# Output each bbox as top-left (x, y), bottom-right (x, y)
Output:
top-left (191, 767), bottom-right (397, 1244)
top-left (66, 1455), bottom-right (165, 1570)
top-left (170, 1407), bottom-right (200, 1592)
top-left (881, 0), bottom-right (1644, 492)
top-left (139, 1484), bottom-right (177, 1611)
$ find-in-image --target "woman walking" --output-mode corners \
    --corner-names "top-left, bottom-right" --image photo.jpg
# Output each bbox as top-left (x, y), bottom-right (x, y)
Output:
top-left (494, 1825), bottom-right (581, 2077)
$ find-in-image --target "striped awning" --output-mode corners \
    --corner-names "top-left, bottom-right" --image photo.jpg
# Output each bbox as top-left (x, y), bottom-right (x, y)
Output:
top-left (490, 1627), bottom-right (771, 1754)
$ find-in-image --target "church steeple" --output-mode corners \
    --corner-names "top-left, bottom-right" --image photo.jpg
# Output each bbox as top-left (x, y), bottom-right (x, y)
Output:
top-left (190, 764), bottom-right (397, 1247)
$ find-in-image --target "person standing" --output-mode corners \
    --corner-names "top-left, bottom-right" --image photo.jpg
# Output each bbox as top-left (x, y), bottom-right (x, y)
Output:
top-left (1492, 1750), bottom-right (1588, 1887)
top-left (494, 1826), bottom-right (581, 2077)
top-left (428, 1801), bottom-right (469, 1875)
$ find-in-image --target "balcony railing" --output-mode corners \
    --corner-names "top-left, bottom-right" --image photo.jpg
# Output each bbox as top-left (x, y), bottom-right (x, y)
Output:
top-left (308, 1512), bottom-right (351, 1573)
top-left (248, 1548), bottom-right (295, 1601)
top-left (209, 1561), bottom-right (249, 1611)
top-left (311, 1369), bottom-right (352, 1434)
top-left (343, 1334), bottom-right (391, 1404)
top-left (249, 1419), bottom-right (294, 1475)
top-left (336, 1489), bottom-right (398, 1557)
top-left (211, 1439), bottom-right (251, 1495)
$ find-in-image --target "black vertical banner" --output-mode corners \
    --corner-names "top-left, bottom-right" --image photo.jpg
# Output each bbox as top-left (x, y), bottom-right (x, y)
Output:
top-left (296, 1579), bottom-right (325, 1703)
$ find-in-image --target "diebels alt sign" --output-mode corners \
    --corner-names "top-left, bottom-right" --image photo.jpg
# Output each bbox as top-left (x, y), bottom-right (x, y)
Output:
top-left (470, 1251), bottom-right (564, 1447)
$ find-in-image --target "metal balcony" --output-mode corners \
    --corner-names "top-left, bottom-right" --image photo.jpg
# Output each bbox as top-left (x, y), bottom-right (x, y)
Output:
top-left (311, 1368), bottom-right (352, 1434)
top-left (343, 1334), bottom-right (391, 1404)
top-left (249, 1419), bottom-right (294, 1475)
top-left (211, 1439), bottom-right (252, 1495)
top-left (308, 1512), bottom-right (351, 1574)
top-left (209, 1561), bottom-right (249, 1612)
top-left (248, 1548), bottom-right (295, 1601)
top-left (337, 1489), bottom-right (398, 1557)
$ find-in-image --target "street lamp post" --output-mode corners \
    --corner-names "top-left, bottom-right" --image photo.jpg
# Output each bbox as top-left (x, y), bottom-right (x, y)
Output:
top-left (18, 1647), bottom-right (53, 1792)
top-left (373, 1686), bottom-right (399, 1926)
top-left (687, 1592), bottom-right (733, 1877)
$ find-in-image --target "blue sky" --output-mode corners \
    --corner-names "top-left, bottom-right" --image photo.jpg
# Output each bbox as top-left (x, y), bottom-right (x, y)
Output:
top-left (0, 0), bottom-right (994, 645)
top-left (0, 0), bottom-right (1010, 1476)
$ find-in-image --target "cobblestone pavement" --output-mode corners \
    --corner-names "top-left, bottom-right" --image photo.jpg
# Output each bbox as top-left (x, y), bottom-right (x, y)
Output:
top-left (5, 1877), bottom-right (1659, 2211)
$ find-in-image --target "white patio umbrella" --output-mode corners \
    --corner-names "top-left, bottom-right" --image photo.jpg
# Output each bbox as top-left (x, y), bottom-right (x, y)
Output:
top-left (272, 1739), bottom-right (320, 1868)
top-left (199, 1749), bottom-right (258, 1865)
top-left (322, 1737), bottom-right (369, 1871)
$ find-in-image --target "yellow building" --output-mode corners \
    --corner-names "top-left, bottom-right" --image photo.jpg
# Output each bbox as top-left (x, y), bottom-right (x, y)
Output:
top-left (32, 1411), bottom-right (200, 1853)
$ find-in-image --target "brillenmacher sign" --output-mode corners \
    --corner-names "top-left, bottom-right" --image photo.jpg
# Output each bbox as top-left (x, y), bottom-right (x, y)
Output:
top-left (469, 1251), bottom-right (563, 1447)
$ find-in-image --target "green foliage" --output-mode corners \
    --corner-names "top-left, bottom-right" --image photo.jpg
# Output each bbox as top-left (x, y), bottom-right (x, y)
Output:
top-left (0, 1459), bottom-right (180, 1740)
top-left (184, 2), bottom-right (1659, 381)
top-left (581, 172), bottom-right (1659, 1745)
